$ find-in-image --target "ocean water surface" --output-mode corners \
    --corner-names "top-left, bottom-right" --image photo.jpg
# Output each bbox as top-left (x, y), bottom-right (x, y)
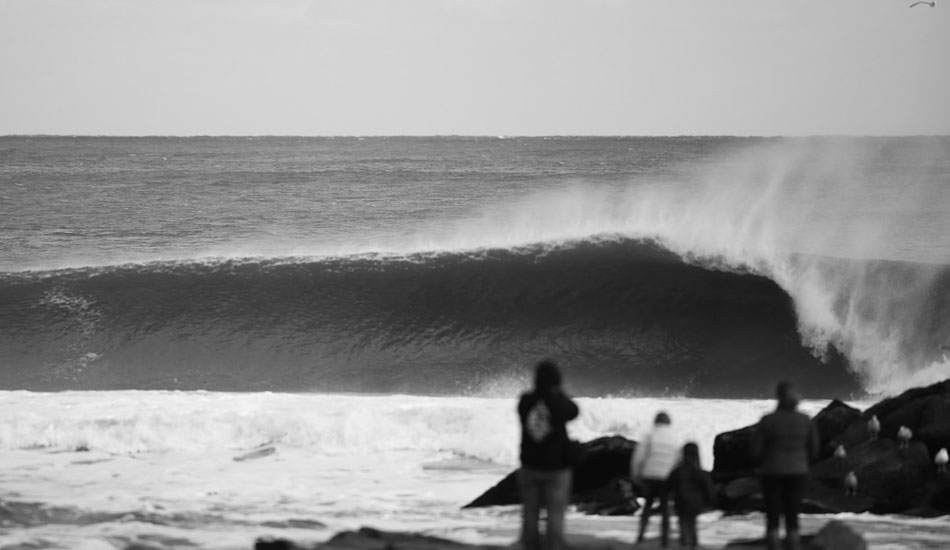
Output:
top-left (1, 136), bottom-right (949, 548)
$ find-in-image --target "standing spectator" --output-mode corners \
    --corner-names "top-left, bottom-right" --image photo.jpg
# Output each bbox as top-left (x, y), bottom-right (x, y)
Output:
top-left (631, 411), bottom-right (679, 547)
top-left (750, 381), bottom-right (820, 550)
top-left (518, 359), bottom-right (580, 550)
top-left (667, 442), bottom-right (715, 550)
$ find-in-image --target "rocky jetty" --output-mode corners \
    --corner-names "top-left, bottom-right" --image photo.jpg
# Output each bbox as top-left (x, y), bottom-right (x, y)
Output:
top-left (466, 378), bottom-right (950, 518)
top-left (713, 378), bottom-right (950, 516)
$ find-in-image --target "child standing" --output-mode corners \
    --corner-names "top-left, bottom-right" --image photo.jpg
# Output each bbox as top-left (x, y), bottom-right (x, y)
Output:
top-left (666, 442), bottom-right (715, 550)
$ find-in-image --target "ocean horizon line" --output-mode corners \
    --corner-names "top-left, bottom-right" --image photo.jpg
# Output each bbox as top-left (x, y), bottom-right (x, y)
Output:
top-left (3, 133), bottom-right (949, 139)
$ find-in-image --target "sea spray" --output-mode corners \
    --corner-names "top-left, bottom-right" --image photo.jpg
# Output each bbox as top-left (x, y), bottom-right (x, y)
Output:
top-left (424, 138), bottom-right (950, 395)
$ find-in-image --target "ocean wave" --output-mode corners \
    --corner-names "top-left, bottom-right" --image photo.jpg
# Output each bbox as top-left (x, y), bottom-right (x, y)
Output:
top-left (3, 237), bottom-right (946, 397)
top-left (2, 138), bottom-right (948, 396)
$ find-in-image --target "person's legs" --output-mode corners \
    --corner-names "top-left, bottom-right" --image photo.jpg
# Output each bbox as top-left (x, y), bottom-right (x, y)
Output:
top-left (542, 469), bottom-right (572, 550)
top-left (782, 475), bottom-right (806, 550)
top-left (689, 514), bottom-right (700, 549)
top-left (638, 479), bottom-right (659, 543)
top-left (658, 482), bottom-right (671, 547)
top-left (519, 468), bottom-right (543, 550)
top-left (761, 476), bottom-right (782, 550)
top-left (690, 514), bottom-right (700, 549)
top-left (678, 513), bottom-right (697, 548)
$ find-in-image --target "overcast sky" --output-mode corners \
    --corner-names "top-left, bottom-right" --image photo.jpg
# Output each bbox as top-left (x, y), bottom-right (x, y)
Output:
top-left (1, 0), bottom-right (948, 136)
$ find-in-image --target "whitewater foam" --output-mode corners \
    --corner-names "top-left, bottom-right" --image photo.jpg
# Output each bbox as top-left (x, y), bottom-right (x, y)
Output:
top-left (0, 391), bottom-right (855, 471)
top-left (0, 390), bottom-right (908, 550)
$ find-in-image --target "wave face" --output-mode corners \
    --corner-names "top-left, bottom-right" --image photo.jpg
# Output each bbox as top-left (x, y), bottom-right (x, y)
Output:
top-left (0, 238), bottom-right (887, 398)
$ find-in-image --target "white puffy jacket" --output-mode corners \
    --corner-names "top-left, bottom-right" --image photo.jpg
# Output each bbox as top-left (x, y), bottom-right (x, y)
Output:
top-left (630, 424), bottom-right (680, 481)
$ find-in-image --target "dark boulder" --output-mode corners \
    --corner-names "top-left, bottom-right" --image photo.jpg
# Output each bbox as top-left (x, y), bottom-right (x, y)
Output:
top-left (865, 379), bottom-right (950, 422)
top-left (723, 520), bottom-right (867, 549)
top-left (902, 471), bottom-right (950, 517)
top-left (913, 396), bottom-right (950, 455)
top-left (807, 520), bottom-right (867, 550)
top-left (812, 399), bottom-right (862, 457)
top-left (831, 380), bottom-right (950, 454)
top-left (717, 476), bottom-right (761, 513)
top-left (463, 435), bottom-right (637, 510)
top-left (808, 438), bottom-right (932, 513)
top-left (463, 471), bottom-right (519, 508)
top-left (712, 424), bottom-right (757, 481)
top-left (571, 436), bottom-right (638, 500)
top-left (255, 539), bottom-right (299, 550)
top-left (575, 476), bottom-right (640, 516)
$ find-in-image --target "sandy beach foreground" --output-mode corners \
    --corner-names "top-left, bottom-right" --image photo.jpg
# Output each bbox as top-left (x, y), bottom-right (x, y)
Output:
top-left (261, 519), bottom-right (872, 550)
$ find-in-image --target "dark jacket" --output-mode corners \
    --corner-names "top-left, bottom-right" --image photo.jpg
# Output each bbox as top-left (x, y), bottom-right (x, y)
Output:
top-left (750, 408), bottom-right (820, 476)
top-left (518, 388), bottom-right (579, 471)
top-left (667, 462), bottom-right (715, 516)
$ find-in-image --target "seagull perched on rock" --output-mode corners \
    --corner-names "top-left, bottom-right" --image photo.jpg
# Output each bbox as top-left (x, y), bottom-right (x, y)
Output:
top-left (898, 426), bottom-right (913, 449)
top-left (844, 471), bottom-right (858, 496)
top-left (937, 448), bottom-right (948, 473)
top-left (910, 1), bottom-right (936, 6)
top-left (868, 415), bottom-right (880, 441)
top-left (834, 445), bottom-right (847, 466)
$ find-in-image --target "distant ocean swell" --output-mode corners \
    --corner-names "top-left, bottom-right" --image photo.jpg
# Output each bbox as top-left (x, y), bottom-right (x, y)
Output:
top-left (3, 238), bottom-right (946, 397)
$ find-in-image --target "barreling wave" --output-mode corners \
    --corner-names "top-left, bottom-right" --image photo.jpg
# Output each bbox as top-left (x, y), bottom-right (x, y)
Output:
top-left (2, 138), bottom-right (948, 397)
top-left (2, 235), bottom-right (945, 398)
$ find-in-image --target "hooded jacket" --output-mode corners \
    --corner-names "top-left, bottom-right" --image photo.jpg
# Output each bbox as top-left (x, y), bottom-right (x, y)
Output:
top-left (518, 388), bottom-right (579, 471)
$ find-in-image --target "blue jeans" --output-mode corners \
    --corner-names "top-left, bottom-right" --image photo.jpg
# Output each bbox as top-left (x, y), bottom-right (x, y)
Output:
top-left (519, 467), bottom-right (572, 550)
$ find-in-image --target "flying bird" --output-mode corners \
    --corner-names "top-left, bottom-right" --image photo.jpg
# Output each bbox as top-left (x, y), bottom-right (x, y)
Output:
top-left (909, 1), bottom-right (935, 6)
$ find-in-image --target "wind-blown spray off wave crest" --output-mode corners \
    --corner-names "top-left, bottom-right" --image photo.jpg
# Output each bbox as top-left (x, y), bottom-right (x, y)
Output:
top-left (411, 138), bottom-right (950, 395)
